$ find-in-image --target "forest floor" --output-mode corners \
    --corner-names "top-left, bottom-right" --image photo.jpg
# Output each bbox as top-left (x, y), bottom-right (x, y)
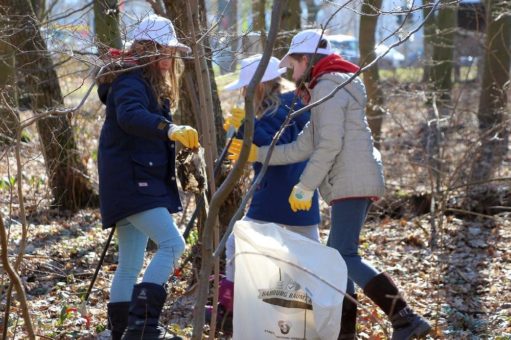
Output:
top-left (1, 69), bottom-right (510, 339)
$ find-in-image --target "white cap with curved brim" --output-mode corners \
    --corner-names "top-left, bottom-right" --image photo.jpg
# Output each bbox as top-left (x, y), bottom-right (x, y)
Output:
top-left (129, 14), bottom-right (191, 53)
top-left (279, 29), bottom-right (333, 68)
top-left (224, 54), bottom-right (287, 91)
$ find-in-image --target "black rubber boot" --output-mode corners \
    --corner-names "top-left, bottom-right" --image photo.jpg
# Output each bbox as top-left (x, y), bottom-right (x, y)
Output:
top-left (390, 307), bottom-right (432, 340)
top-left (338, 294), bottom-right (357, 340)
top-left (363, 273), bottom-right (431, 340)
top-left (122, 282), bottom-right (182, 340)
top-left (107, 302), bottom-right (130, 340)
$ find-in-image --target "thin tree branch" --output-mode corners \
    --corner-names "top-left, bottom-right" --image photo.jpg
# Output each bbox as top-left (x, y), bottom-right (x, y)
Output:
top-left (190, 1), bottom-right (284, 338)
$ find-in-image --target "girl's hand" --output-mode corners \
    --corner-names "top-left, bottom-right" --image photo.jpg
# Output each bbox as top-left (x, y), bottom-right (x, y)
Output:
top-left (227, 138), bottom-right (258, 162)
top-left (168, 125), bottom-right (200, 149)
top-left (223, 107), bottom-right (245, 132)
top-left (288, 183), bottom-right (314, 212)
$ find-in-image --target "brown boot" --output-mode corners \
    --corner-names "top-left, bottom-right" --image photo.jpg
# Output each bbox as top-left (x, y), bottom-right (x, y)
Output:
top-left (338, 293), bottom-right (357, 340)
top-left (363, 273), bottom-right (431, 340)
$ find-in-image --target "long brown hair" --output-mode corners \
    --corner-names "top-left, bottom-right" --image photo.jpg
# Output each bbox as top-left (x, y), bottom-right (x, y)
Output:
top-left (251, 78), bottom-right (282, 118)
top-left (129, 40), bottom-right (184, 109)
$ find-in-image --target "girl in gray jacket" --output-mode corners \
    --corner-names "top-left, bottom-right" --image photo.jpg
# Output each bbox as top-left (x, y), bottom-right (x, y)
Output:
top-left (228, 29), bottom-right (431, 340)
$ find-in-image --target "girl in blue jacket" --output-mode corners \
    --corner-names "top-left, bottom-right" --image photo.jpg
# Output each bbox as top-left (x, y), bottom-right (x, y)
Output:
top-left (209, 54), bottom-right (321, 331)
top-left (97, 15), bottom-right (196, 340)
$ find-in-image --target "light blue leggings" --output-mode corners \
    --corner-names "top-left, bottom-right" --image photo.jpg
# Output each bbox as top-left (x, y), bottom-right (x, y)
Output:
top-left (327, 199), bottom-right (380, 295)
top-left (110, 207), bottom-right (185, 303)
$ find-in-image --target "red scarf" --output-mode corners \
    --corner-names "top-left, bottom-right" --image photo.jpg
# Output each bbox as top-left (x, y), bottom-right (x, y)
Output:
top-left (296, 54), bottom-right (360, 104)
top-left (104, 48), bottom-right (138, 65)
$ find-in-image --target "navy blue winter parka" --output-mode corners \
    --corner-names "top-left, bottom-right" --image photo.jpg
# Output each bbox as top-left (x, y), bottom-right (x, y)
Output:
top-left (238, 92), bottom-right (320, 226)
top-left (97, 69), bottom-right (182, 228)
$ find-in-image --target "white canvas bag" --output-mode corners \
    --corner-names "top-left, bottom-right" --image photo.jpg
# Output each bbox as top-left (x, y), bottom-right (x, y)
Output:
top-left (233, 220), bottom-right (347, 340)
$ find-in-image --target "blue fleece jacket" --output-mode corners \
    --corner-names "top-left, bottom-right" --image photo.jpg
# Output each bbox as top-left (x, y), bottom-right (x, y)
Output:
top-left (238, 91), bottom-right (320, 226)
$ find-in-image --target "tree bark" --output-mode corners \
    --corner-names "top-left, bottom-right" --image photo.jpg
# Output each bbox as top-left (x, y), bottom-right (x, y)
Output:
top-left (304, 0), bottom-right (319, 25)
top-left (5, 0), bottom-right (98, 210)
top-left (190, 2), bottom-right (283, 337)
top-left (228, 0), bottom-right (238, 71)
top-left (359, 0), bottom-right (384, 148)
top-left (429, 0), bottom-right (457, 114)
top-left (470, 0), bottom-right (510, 182)
top-left (422, 0), bottom-right (436, 82)
top-left (0, 33), bottom-right (18, 144)
top-left (93, 0), bottom-right (122, 55)
top-left (166, 0), bottom-right (225, 153)
top-left (30, 0), bottom-right (44, 20)
top-left (252, 0), bottom-right (266, 47)
top-left (273, 0), bottom-right (300, 59)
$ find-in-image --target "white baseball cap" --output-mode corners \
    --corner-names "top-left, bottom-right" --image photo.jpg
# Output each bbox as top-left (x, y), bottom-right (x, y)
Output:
top-left (224, 54), bottom-right (287, 91)
top-left (279, 29), bottom-right (333, 68)
top-left (129, 14), bottom-right (191, 53)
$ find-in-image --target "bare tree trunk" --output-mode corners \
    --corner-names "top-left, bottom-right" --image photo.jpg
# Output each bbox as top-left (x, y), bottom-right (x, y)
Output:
top-left (166, 0), bottom-right (225, 153)
top-left (422, 0), bottom-right (436, 82)
top-left (166, 7), bottom-right (243, 318)
top-left (252, 0), bottom-right (266, 47)
top-left (4, 0), bottom-right (98, 210)
top-left (190, 2), bottom-right (284, 337)
top-left (359, 0), bottom-right (384, 148)
top-left (93, 0), bottom-right (122, 55)
top-left (30, 0), bottom-right (44, 20)
top-left (0, 35), bottom-right (18, 144)
top-left (429, 0), bottom-right (457, 114)
top-left (228, 0), bottom-right (238, 71)
top-left (304, 0), bottom-right (318, 25)
top-left (273, 0), bottom-right (300, 59)
top-left (470, 0), bottom-right (510, 182)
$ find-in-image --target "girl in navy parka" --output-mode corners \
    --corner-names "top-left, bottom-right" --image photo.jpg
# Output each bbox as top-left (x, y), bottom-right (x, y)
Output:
top-left (208, 55), bottom-right (321, 329)
top-left (97, 15), bottom-right (197, 340)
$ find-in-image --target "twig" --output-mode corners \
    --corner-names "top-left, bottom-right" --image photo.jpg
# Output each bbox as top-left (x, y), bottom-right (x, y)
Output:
top-left (445, 208), bottom-right (496, 220)
top-left (0, 215), bottom-right (35, 339)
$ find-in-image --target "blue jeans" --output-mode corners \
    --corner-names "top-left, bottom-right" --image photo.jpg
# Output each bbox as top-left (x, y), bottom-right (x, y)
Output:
top-left (110, 207), bottom-right (185, 303)
top-left (327, 199), bottom-right (380, 294)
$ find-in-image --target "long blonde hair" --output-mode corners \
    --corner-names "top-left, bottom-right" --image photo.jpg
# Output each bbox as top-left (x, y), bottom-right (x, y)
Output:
top-left (129, 40), bottom-right (184, 109)
top-left (252, 78), bottom-right (282, 118)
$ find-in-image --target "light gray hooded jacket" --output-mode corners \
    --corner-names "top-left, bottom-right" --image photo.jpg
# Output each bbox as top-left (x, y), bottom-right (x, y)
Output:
top-left (256, 72), bottom-right (385, 204)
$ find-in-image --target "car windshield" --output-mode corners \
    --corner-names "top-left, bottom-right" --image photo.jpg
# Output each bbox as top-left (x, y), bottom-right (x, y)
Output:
top-left (330, 40), bottom-right (358, 53)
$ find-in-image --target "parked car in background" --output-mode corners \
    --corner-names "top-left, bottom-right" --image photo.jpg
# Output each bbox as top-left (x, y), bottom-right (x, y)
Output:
top-left (375, 44), bottom-right (405, 69)
top-left (328, 34), bottom-right (405, 69)
top-left (328, 34), bottom-right (359, 64)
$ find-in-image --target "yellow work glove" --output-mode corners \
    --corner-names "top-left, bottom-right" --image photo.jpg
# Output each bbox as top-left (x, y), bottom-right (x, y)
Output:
top-left (223, 107), bottom-right (245, 132)
top-left (168, 125), bottom-right (200, 149)
top-left (289, 183), bottom-right (314, 212)
top-left (227, 138), bottom-right (258, 162)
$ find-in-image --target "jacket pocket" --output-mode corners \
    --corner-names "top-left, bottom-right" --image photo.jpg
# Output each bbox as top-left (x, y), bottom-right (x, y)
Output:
top-left (132, 154), bottom-right (169, 196)
top-left (132, 153), bottom-right (168, 180)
